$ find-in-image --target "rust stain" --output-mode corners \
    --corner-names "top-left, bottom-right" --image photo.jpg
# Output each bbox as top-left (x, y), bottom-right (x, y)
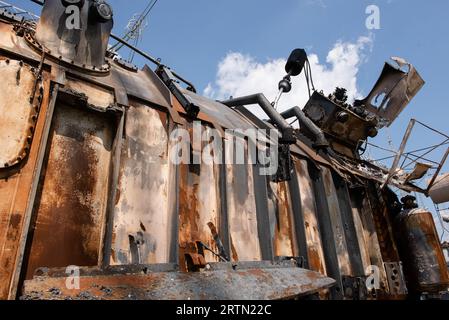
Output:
top-left (111, 102), bottom-right (172, 265)
top-left (0, 69), bottom-right (51, 299)
top-left (178, 124), bottom-right (221, 267)
top-left (294, 160), bottom-right (327, 275)
top-left (271, 181), bottom-right (297, 258)
top-left (24, 102), bottom-right (114, 279)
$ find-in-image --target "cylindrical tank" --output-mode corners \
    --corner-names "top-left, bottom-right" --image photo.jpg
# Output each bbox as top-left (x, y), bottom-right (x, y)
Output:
top-left (429, 173), bottom-right (449, 204)
top-left (395, 208), bottom-right (449, 294)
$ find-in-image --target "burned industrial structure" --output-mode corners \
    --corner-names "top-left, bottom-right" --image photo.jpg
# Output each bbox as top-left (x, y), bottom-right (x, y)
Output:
top-left (0, 0), bottom-right (448, 300)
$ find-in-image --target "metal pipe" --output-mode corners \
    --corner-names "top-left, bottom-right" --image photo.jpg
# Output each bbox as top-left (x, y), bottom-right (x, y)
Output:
top-left (220, 93), bottom-right (295, 144)
top-left (110, 33), bottom-right (197, 93)
top-left (29, 0), bottom-right (44, 5)
top-left (279, 106), bottom-right (329, 149)
top-left (382, 118), bottom-right (416, 189)
top-left (427, 147), bottom-right (449, 194)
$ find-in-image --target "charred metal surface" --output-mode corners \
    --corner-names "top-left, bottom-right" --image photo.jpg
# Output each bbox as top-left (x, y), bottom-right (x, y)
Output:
top-left (111, 102), bottom-right (175, 265)
top-left (23, 100), bottom-right (117, 279)
top-left (267, 181), bottom-right (299, 259)
top-left (34, 0), bottom-right (113, 72)
top-left (287, 161), bottom-right (309, 269)
top-left (294, 160), bottom-right (326, 275)
top-left (357, 57), bottom-right (425, 127)
top-left (321, 167), bottom-right (352, 277)
top-left (22, 264), bottom-right (336, 300)
top-left (356, 188), bottom-right (389, 294)
top-left (332, 172), bottom-right (365, 277)
top-left (0, 68), bottom-right (52, 299)
top-left (303, 91), bottom-right (378, 157)
top-left (252, 164), bottom-right (275, 260)
top-left (178, 124), bottom-right (223, 268)
top-left (384, 262), bottom-right (407, 296)
top-left (308, 163), bottom-right (343, 299)
top-left (366, 182), bottom-right (401, 263)
top-left (0, 59), bottom-right (42, 171)
top-left (394, 208), bottom-right (449, 294)
top-left (342, 276), bottom-right (368, 300)
top-left (226, 145), bottom-right (261, 262)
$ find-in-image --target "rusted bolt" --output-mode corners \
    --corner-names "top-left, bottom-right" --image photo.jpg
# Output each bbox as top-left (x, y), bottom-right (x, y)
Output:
top-left (5, 59), bottom-right (9, 64)
top-left (4, 163), bottom-right (9, 167)
top-left (29, 126), bottom-right (34, 133)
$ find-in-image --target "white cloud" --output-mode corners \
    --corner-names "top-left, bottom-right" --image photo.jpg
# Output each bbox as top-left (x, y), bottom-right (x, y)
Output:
top-left (204, 35), bottom-right (373, 120)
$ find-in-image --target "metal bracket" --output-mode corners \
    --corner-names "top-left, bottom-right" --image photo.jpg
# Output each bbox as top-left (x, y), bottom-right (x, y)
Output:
top-left (274, 144), bottom-right (293, 182)
top-left (384, 261), bottom-right (408, 295)
top-left (341, 276), bottom-right (369, 300)
top-left (156, 65), bottom-right (200, 119)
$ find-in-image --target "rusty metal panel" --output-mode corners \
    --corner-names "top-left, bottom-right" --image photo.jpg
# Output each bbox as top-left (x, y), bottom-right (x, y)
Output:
top-left (332, 173), bottom-right (365, 276)
top-left (367, 184), bottom-right (401, 263)
top-left (64, 78), bottom-right (115, 110)
top-left (395, 209), bottom-right (449, 293)
top-left (23, 101), bottom-right (116, 279)
top-left (0, 59), bottom-right (39, 170)
top-left (357, 190), bottom-right (389, 293)
top-left (0, 22), bottom-right (40, 61)
top-left (181, 89), bottom-right (255, 130)
top-left (321, 167), bottom-right (352, 276)
top-left (21, 264), bottom-right (336, 300)
top-left (358, 58), bottom-right (424, 127)
top-left (178, 125), bottom-right (223, 268)
top-left (111, 103), bottom-right (175, 265)
top-left (0, 68), bottom-right (51, 299)
top-left (114, 65), bottom-right (171, 109)
top-left (349, 196), bottom-right (372, 273)
top-left (294, 160), bottom-right (327, 274)
top-left (226, 143), bottom-right (261, 261)
top-left (267, 181), bottom-right (298, 258)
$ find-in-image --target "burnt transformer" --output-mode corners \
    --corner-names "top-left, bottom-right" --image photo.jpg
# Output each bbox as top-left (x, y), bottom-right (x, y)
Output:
top-left (0, 0), bottom-right (447, 300)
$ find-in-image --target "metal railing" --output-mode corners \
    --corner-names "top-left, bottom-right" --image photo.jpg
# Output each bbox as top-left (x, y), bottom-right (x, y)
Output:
top-left (0, 0), bottom-right (40, 21)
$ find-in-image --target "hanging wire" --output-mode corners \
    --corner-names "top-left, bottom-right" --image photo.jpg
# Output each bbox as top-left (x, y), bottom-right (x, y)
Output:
top-left (110, 0), bottom-right (159, 53)
top-left (303, 58), bottom-right (315, 98)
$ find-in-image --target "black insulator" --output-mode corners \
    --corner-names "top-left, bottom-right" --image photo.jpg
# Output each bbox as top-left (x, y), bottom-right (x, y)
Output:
top-left (366, 126), bottom-right (378, 138)
top-left (285, 49), bottom-right (307, 76)
top-left (278, 77), bottom-right (292, 93)
top-left (90, 1), bottom-right (113, 22)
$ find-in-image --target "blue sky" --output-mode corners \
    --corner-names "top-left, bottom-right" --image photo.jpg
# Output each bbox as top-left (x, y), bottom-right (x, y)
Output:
top-left (12, 0), bottom-right (449, 238)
